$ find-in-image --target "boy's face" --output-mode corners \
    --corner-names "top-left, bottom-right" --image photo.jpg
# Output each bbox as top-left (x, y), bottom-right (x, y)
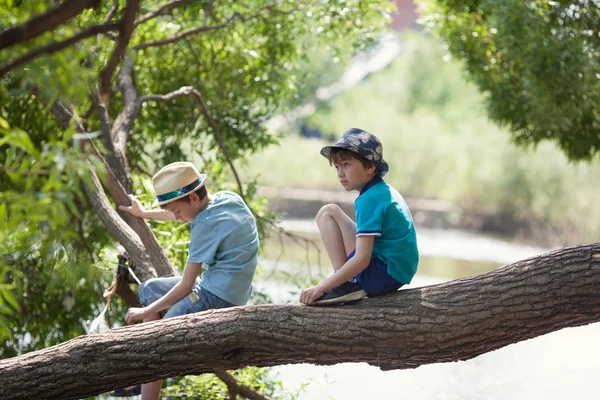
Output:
top-left (333, 155), bottom-right (376, 192)
top-left (163, 196), bottom-right (199, 222)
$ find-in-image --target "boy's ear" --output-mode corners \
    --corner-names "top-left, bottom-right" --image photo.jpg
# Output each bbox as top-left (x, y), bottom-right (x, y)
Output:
top-left (366, 163), bottom-right (377, 176)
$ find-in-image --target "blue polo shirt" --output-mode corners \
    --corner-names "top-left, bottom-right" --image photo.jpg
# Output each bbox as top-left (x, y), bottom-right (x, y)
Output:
top-left (355, 177), bottom-right (419, 284)
top-left (187, 191), bottom-right (259, 305)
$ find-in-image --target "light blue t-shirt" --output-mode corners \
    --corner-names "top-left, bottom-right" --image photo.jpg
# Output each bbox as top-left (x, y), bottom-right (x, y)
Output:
top-left (355, 177), bottom-right (419, 284)
top-left (187, 191), bottom-right (259, 305)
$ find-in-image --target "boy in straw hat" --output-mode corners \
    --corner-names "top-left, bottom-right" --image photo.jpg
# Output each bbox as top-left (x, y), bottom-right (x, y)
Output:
top-left (118, 161), bottom-right (259, 399)
top-left (299, 128), bottom-right (419, 306)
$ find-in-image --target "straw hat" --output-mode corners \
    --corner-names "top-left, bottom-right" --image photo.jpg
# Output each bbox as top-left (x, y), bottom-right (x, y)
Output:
top-left (151, 162), bottom-right (207, 206)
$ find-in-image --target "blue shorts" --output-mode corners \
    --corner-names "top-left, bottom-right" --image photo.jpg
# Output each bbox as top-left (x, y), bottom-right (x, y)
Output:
top-left (348, 250), bottom-right (404, 296)
top-left (138, 276), bottom-right (235, 319)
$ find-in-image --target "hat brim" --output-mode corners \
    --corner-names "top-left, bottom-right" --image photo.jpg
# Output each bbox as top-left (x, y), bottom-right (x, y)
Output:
top-left (152, 174), bottom-right (207, 207)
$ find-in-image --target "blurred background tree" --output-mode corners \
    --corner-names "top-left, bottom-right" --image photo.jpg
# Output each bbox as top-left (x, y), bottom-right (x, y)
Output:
top-left (419, 0), bottom-right (600, 161)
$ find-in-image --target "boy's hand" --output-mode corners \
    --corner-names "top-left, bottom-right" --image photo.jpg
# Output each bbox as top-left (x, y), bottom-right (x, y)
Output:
top-left (119, 194), bottom-right (146, 218)
top-left (124, 307), bottom-right (147, 325)
top-left (299, 285), bottom-right (326, 306)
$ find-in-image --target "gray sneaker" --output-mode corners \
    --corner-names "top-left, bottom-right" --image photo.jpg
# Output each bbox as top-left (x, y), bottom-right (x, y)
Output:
top-left (314, 281), bottom-right (367, 305)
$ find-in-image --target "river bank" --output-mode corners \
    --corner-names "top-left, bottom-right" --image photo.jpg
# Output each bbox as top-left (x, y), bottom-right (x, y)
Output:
top-left (260, 186), bottom-right (560, 248)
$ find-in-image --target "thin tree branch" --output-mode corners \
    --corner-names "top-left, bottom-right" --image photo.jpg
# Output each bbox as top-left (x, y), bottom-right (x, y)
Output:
top-left (133, 13), bottom-right (240, 50)
top-left (0, 0), bottom-right (100, 50)
top-left (92, 95), bottom-right (116, 159)
top-left (133, 4), bottom-right (298, 50)
top-left (139, 86), bottom-right (194, 103)
top-left (99, 0), bottom-right (141, 102)
top-left (103, 0), bottom-right (121, 24)
top-left (213, 369), bottom-right (272, 400)
top-left (0, 164), bottom-right (49, 176)
top-left (188, 88), bottom-right (247, 201)
top-left (134, 0), bottom-right (194, 27)
top-left (0, 22), bottom-right (120, 78)
top-left (139, 85), bottom-right (321, 260)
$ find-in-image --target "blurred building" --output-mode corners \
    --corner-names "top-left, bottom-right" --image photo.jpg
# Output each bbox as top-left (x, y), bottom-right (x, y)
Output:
top-left (390, 0), bottom-right (419, 31)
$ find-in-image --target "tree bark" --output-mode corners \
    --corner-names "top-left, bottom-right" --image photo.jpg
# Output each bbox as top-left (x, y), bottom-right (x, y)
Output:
top-left (1, 243), bottom-right (599, 399)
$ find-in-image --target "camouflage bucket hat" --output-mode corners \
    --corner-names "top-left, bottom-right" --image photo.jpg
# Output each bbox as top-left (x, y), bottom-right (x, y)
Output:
top-left (320, 128), bottom-right (389, 176)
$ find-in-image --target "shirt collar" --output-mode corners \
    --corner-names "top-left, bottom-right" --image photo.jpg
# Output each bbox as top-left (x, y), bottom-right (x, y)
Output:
top-left (359, 176), bottom-right (383, 195)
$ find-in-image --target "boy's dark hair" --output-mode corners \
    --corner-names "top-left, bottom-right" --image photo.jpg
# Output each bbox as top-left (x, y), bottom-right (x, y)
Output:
top-left (160, 186), bottom-right (208, 209)
top-left (326, 148), bottom-right (381, 176)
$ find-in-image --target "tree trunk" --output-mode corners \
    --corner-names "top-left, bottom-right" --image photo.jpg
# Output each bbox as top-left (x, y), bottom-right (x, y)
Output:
top-left (1, 243), bottom-right (599, 399)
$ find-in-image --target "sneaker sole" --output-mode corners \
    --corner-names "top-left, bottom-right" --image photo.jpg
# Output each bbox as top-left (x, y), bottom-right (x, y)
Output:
top-left (314, 289), bottom-right (367, 305)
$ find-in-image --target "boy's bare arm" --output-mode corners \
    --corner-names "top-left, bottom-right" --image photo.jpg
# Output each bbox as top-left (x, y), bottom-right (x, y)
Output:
top-left (124, 262), bottom-right (203, 324)
top-left (119, 194), bottom-right (178, 221)
top-left (300, 236), bottom-right (374, 304)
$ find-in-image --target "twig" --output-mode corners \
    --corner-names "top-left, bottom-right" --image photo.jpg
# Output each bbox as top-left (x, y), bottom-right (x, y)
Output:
top-left (0, 22), bottom-right (120, 78)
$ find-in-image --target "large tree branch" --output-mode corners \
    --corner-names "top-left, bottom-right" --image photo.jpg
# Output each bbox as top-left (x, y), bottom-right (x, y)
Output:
top-left (29, 86), bottom-right (175, 278)
top-left (0, 22), bottom-right (120, 78)
top-left (83, 135), bottom-right (176, 278)
top-left (1, 243), bottom-right (599, 399)
top-left (0, 0), bottom-right (100, 50)
top-left (112, 57), bottom-right (141, 159)
top-left (81, 168), bottom-right (160, 281)
top-left (99, 0), bottom-right (141, 102)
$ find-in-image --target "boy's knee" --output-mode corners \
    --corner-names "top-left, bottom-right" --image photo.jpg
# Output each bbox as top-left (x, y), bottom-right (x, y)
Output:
top-left (316, 203), bottom-right (343, 222)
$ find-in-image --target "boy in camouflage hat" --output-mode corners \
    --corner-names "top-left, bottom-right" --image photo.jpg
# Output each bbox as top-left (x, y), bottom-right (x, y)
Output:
top-left (299, 128), bottom-right (419, 305)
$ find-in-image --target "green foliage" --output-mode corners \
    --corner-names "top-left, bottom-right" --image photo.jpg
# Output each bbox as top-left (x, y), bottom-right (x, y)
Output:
top-left (419, 0), bottom-right (600, 161)
top-left (0, 0), bottom-right (394, 396)
top-left (0, 115), bottom-right (119, 356)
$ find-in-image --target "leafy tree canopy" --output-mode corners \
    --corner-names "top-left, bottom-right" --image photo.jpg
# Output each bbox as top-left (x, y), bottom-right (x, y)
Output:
top-left (420, 0), bottom-right (600, 161)
top-left (0, 0), bottom-right (393, 360)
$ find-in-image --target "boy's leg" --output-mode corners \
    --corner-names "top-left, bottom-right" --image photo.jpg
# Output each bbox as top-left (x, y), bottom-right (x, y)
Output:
top-left (141, 313), bottom-right (162, 400)
top-left (135, 277), bottom-right (181, 400)
top-left (315, 204), bottom-right (356, 271)
top-left (138, 276), bottom-right (182, 308)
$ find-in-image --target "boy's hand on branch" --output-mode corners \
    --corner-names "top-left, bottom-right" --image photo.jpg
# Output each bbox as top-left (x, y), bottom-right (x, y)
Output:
top-left (119, 194), bottom-right (147, 218)
top-left (299, 285), bottom-right (326, 306)
top-left (124, 307), bottom-right (148, 325)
